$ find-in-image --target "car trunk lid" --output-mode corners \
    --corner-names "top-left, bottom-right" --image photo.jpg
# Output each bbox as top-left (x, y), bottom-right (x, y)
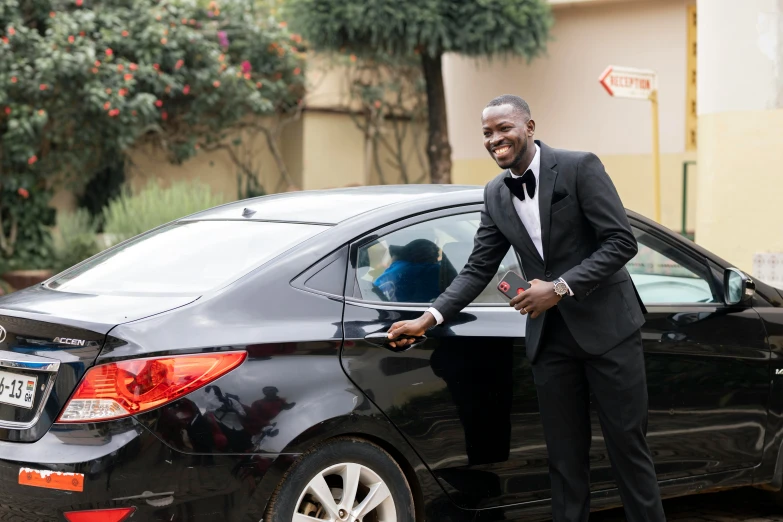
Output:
top-left (0, 286), bottom-right (197, 442)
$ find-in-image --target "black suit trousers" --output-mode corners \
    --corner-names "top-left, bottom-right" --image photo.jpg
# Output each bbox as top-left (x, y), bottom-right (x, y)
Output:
top-left (531, 306), bottom-right (665, 522)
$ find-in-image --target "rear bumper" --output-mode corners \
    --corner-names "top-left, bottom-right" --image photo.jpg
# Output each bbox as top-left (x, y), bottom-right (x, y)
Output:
top-left (0, 419), bottom-right (295, 521)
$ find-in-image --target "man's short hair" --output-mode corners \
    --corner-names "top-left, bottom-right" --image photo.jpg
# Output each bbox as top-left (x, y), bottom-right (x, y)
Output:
top-left (485, 94), bottom-right (531, 120)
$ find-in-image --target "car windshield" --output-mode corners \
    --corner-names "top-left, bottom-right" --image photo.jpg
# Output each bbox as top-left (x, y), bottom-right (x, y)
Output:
top-left (48, 220), bottom-right (327, 296)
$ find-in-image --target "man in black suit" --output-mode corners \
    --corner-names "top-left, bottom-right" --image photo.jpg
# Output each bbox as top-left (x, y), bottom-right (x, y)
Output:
top-left (387, 95), bottom-right (665, 522)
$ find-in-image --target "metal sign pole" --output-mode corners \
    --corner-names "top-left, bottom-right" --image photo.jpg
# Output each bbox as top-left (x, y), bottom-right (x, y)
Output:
top-left (649, 89), bottom-right (661, 223)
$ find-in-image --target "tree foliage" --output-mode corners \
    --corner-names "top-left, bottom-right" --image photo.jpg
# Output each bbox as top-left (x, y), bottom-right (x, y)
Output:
top-left (0, 0), bottom-right (306, 269)
top-left (284, 0), bottom-right (552, 58)
top-left (285, 0), bottom-right (552, 184)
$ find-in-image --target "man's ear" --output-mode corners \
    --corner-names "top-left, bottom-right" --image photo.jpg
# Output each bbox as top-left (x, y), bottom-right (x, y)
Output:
top-left (527, 119), bottom-right (536, 136)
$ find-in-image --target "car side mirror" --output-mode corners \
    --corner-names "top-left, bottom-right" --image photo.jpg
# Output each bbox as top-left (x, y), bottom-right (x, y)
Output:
top-left (723, 267), bottom-right (755, 306)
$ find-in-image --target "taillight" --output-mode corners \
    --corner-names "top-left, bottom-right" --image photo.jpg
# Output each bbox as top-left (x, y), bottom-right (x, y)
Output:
top-left (57, 352), bottom-right (246, 423)
top-left (64, 507), bottom-right (136, 522)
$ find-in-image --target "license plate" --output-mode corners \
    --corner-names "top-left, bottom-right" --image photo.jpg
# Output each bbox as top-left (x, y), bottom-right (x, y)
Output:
top-left (0, 370), bottom-right (37, 409)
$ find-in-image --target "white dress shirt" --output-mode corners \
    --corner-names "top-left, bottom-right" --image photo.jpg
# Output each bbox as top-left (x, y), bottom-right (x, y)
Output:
top-left (426, 144), bottom-right (569, 326)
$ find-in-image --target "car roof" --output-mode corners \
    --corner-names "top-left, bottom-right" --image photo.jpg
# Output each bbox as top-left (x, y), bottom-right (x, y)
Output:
top-left (184, 185), bottom-right (483, 225)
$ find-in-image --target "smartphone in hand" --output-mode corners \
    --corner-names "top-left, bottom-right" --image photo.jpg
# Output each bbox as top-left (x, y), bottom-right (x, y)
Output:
top-left (497, 271), bottom-right (531, 300)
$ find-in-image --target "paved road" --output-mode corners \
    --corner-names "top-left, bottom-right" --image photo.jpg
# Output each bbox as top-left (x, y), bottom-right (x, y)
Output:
top-left (590, 487), bottom-right (783, 521)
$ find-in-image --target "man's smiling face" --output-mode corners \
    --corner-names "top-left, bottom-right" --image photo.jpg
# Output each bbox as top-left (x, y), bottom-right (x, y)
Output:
top-left (482, 104), bottom-right (535, 174)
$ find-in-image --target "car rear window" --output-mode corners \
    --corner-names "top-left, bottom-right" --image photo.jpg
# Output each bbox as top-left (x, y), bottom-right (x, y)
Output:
top-left (48, 221), bottom-right (327, 296)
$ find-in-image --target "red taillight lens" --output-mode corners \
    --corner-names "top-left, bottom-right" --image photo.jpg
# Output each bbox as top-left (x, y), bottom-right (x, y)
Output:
top-left (64, 507), bottom-right (136, 522)
top-left (57, 352), bottom-right (246, 423)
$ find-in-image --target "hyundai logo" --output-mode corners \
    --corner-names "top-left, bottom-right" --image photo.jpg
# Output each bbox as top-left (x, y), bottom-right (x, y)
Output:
top-left (0, 325), bottom-right (6, 344)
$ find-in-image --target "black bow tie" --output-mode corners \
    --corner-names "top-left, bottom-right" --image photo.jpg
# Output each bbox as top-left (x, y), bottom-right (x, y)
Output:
top-left (504, 170), bottom-right (536, 201)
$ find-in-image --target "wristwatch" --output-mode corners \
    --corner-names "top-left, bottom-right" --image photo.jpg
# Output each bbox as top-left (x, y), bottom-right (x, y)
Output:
top-left (553, 278), bottom-right (569, 298)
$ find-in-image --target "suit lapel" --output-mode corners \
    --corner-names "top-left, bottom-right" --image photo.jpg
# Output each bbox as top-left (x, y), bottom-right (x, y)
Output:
top-left (499, 170), bottom-right (543, 265)
top-left (537, 141), bottom-right (559, 265)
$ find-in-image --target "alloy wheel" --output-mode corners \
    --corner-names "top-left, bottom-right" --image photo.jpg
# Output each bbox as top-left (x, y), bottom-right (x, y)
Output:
top-left (293, 462), bottom-right (397, 522)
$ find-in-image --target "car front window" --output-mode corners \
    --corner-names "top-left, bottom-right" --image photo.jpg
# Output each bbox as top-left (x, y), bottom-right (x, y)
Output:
top-left (627, 229), bottom-right (717, 304)
top-left (49, 221), bottom-right (327, 296)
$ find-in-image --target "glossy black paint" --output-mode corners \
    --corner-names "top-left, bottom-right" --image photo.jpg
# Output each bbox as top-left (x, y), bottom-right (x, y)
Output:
top-left (0, 186), bottom-right (778, 521)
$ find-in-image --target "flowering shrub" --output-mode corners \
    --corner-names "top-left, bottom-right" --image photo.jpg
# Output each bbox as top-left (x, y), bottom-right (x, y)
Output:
top-left (0, 0), bottom-right (306, 269)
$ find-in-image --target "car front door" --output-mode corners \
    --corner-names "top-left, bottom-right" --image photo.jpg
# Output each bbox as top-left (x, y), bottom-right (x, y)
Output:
top-left (340, 207), bottom-right (554, 510)
top-left (588, 221), bottom-right (770, 490)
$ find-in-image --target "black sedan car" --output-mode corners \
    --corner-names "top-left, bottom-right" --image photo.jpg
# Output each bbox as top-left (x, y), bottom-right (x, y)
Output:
top-left (0, 185), bottom-right (782, 522)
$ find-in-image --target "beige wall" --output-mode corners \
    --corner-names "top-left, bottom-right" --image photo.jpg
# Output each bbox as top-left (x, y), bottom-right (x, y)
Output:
top-left (125, 119), bottom-right (304, 200)
top-left (445, 0), bottom-right (693, 158)
top-left (695, 0), bottom-right (783, 274)
top-left (446, 0), bottom-right (695, 229)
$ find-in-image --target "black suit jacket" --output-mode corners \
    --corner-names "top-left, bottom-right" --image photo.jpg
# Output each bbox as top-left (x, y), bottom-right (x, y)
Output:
top-left (432, 141), bottom-right (645, 361)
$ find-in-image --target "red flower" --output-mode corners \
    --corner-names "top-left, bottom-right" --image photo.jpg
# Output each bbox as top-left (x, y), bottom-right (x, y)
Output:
top-left (181, 18), bottom-right (187, 24)
top-left (121, 30), bottom-right (129, 37)
top-left (213, 80), bottom-right (220, 88)
top-left (27, 156), bottom-right (37, 165)
top-left (10, 76), bottom-right (17, 83)
top-left (17, 188), bottom-right (29, 198)
top-left (80, 31), bottom-right (85, 37)
top-left (50, 12), bottom-right (56, 18)
top-left (4, 107), bottom-right (10, 115)
top-left (129, 63), bottom-right (138, 71)
top-left (293, 67), bottom-right (301, 76)
top-left (109, 109), bottom-right (119, 117)
top-left (91, 67), bottom-right (99, 74)
top-left (182, 84), bottom-right (190, 95)
top-left (124, 73), bottom-right (133, 81)
top-left (38, 109), bottom-right (45, 116)
top-left (243, 72), bottom-right (251, 80)
top-left (105, 48), bottom-right (113, 56)
top-left (241, 60), bottom-right (252, 74)
top-left (68, 35), bottom-right (74, 43)
top-left (8, 27), bottom-right (15, 36)
top-left (94, 60), bottom-right (101, 67)
top-left (75, 0), bottom-right (83, 5)
top-left (175, 59), bottom-right (184, 69)
top-left (279, 21), bottom-right (287, 28)
top-left (117, 64), bottom-right (124, 72)
top-left (291, 34), bottom-right (302, 44)
top-left (119, 88), bottom-right (127, 97)
top-left (374, 100), bottom-right (381, 109)
top-left (153, 63), bottom-right (160, 70)
top-left (161, 111), bottom-right (168, 121)
top-left (39, 84), bottom-right (47, 91)
top-left (350, 54), bottom-right (357, 63)
top-left (155, 100), bottom-right (163, 108)
top-left (160, 37), bottom-right (167, 45)
top-left (105, 88), bottom-right (112, 94)
top-left (256, 82), bottom-right (262, 88)
top-left (104, 102), bottom-right (111, 110)
top-left (1, 37), bottom-right (8, 45)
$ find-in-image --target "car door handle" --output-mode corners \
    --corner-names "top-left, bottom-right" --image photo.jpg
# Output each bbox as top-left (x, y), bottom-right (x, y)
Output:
top-left (364, 332), bottom-right (427, 352)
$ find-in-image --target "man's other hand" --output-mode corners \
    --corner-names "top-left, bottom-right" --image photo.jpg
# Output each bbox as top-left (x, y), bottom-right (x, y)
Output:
top-left (387, 312), bottom-right (437, 348)
top-left (509, 279), bottom-right (561, 319)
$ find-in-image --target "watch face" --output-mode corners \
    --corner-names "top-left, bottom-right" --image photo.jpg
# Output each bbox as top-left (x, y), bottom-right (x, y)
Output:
top-left (554, 282), bottom-right (567, 295)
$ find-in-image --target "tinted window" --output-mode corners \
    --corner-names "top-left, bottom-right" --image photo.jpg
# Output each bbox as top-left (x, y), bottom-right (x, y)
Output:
top-left (354, 213), bottom-right (520, 304)
top-left (49, 221), bottom-right (326, 296)
top-left (627, 229), bottom-right (717, 304)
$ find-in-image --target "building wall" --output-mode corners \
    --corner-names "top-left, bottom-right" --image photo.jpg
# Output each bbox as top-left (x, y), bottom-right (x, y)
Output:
top-left (695, 0), bottom-right (783, 274)
top-left (446, 0), bottom-right (696, 231)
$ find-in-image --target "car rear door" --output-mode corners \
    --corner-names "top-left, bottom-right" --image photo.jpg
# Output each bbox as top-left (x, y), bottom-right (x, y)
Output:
top-left (587, 221), bottom-right (769, 490)
top-left (340, 206), bottom-right (554, 510)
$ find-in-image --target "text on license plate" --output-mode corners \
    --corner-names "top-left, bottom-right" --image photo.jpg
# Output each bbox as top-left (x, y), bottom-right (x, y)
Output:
top-left (0, 370), bottom-right (37, 409)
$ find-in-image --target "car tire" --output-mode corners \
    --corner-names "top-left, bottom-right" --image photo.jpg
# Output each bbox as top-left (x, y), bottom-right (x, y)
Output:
top-left (265, 437), bottom-right (415, 522)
